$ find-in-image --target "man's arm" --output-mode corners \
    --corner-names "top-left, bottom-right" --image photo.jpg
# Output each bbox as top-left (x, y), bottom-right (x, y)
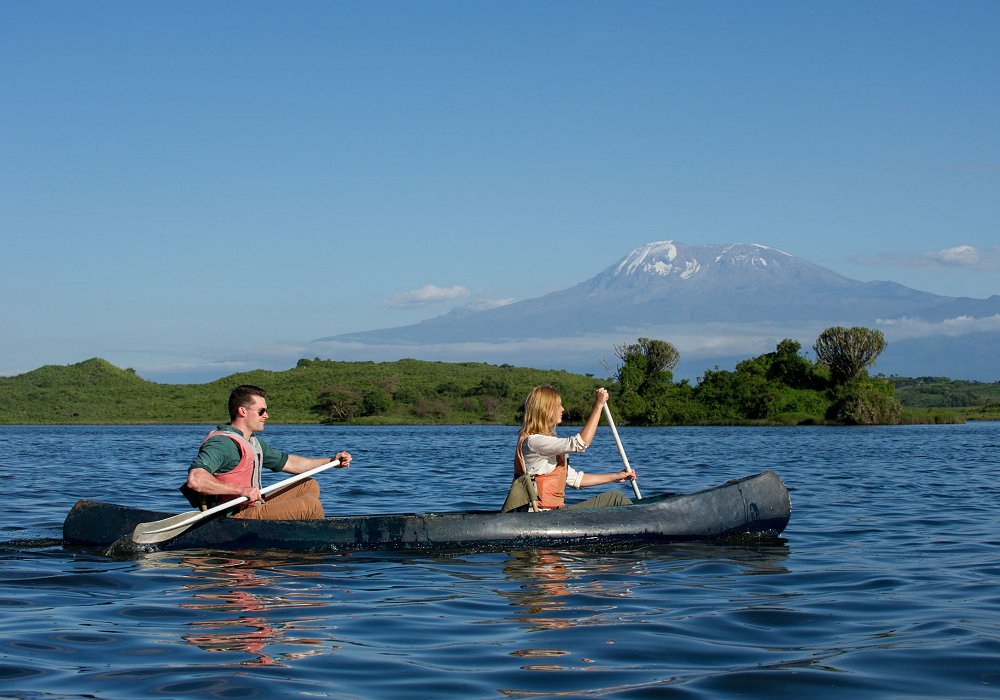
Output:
top-left (281, 451), bottom-right (352, 474)
top-left (187, 467), bottom-right (262, 504)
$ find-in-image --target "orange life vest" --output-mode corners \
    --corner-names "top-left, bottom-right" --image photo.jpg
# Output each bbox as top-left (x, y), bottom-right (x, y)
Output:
top-left (201, 429), bottom-right (263, 509)
top-left (514, 434), bottom-right (568, 510)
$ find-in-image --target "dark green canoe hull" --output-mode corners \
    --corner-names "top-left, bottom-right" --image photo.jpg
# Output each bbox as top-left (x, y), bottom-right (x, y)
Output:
top-left (63, 471), bottom-right (791, 552)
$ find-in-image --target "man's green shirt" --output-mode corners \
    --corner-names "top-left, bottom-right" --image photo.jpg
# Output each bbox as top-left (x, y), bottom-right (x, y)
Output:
top-left (188, 425), bottom-right (289, 475)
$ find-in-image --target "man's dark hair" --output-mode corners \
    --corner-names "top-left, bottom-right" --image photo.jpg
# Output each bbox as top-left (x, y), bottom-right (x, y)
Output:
top-left (228, 385), bottom-right (267, 421)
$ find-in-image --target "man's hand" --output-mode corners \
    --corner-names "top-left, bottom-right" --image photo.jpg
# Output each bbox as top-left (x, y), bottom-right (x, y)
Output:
top-left (238, 485), bottom-right (263, 504)
top-left (188, 468), bottom-right (262, 503)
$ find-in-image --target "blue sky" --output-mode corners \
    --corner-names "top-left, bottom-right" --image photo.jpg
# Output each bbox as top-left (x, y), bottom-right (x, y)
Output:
top-left (2, 1), bottom-right (998, 382)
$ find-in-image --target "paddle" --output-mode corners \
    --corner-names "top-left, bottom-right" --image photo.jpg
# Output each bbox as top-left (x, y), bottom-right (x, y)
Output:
top-left (602, 403), bottom-right (642, 500)
top-left (131, 459), bottom-right (341, 545)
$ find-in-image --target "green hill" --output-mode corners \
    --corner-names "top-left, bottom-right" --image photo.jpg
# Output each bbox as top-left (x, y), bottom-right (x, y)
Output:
top-left (889, 376), bottom-right (1000, 411)
top-left (2, 357), bottom-right (997, 425)
top-left (0, 357), bottom-right (605, 425)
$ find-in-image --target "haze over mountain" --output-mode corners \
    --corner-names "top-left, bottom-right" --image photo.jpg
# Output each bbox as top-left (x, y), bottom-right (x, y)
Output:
top-left (316, 242), bottom-right (1000, 381)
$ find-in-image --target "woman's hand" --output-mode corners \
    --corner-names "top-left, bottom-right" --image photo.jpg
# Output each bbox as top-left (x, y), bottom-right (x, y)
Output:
top-left (612, 468), bottom-right (637, 483)
top-left (594, 387), bottom-right (609, 407)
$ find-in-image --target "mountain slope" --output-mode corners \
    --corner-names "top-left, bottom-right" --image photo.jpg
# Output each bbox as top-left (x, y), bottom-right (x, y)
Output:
top-left (328, 241), bottom-right (998, 344)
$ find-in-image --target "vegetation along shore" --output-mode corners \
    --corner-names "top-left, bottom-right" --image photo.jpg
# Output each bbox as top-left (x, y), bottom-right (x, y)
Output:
top-left (1, 327), bottom-right (997, 426)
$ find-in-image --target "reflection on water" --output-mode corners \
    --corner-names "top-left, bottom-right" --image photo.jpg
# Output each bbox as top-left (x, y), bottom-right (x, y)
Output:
top-left (498, 541), bottom-right (792, 680)
top-left (502, 542), bottom-right (791, 628)
top-left (151, 553), bottom-right (339, 667)
top-left (3, 423), bottom-right (998, 699)
top-left (502, 550), bottom-right (638, 633)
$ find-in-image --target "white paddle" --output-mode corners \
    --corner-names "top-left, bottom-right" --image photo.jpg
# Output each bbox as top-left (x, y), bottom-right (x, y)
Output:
top-left (131, 460), bottom-right (341, 545)
top-left (602, 404), bottom-right (642, 500)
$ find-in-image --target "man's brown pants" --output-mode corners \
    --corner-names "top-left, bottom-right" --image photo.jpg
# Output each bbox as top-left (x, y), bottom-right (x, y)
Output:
top-left (231, 478), bottom-right (324, 520)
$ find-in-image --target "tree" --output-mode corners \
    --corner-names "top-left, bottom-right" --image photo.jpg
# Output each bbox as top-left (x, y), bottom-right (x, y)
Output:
top-left (766, 339), bottom-right (823, 389)
top-left (813, 326), bottom-right (887, 385)
top-left (313, 386), bottom-right (361, 423)
top-left (693, 367), bottom-right (741, 422)
top-left (361, 388), bottom-right (392, 416)
top-left (826, 378), bottom-right (902, 425)
top-left (616, 337), bottom-right (680, 378)
top-left (468, 374), bottom-right (513, 399)
top-left (613, 338), bottom-right (680, 424)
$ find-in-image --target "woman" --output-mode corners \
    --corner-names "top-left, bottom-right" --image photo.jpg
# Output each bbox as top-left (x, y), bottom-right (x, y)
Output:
top-left (502, 385), bottom-right (635, 512)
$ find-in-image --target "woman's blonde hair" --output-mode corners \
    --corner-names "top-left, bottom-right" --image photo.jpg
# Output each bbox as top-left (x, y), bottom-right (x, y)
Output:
top-left (519, 385), bottom-right (561, 438)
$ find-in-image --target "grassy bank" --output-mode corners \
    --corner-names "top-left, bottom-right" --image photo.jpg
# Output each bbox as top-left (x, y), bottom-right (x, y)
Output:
top-left (1, 357), bottom-right (996, 425)
top-left (0, 357), bottom-right (603, 425)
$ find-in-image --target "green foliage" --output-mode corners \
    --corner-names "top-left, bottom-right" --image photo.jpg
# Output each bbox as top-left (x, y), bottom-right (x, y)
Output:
top-left (889, 376), bottom-right (1000, 408)
top-left (765, 339), bottom-right (828, 390)
top-left (314, 386), bottom-right (362, 423)
top-left (0, 358), bottom-right (225, 424)
top-left (0, 357), bottom-right (606, 425)
top-left (648, 382), bottom-right (708, 424)
top-left (3, 341), bottom-right (991, 426)
top-left (361, 388), bottom-right (392, 416)
top-left (826, 378), bottom-right (903, 425)
top-left (693, 339), bottom-right (831, 423)
top-left (813, 326), bottom-right (887, 385)
top-left (613, 338), bottom-right (680, 425)
top-left (468, 374), bottom-right (514, 399)
top-left (899, 408), bottom-right (966, 424)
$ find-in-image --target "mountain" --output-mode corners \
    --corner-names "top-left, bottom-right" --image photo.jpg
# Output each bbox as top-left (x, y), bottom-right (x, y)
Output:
top-left (318, 242), bottom-right (1000, 381)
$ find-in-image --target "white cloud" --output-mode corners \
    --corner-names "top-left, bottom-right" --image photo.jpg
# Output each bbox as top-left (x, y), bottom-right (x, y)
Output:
top-left (875, 314), bottom-right (1000, 340)
top-left (385, 284), bottom-right (470, 308)
top-left (853, 245), bottom-right (1000, 270)
top-left (925, 245), bottom-right (981, 267)
top-left (305, 321), bottom-right (834, 379)
top-left (459, 298), bottom-right (516, 312)
top-left (126, 316), bottom-right (1000, 384)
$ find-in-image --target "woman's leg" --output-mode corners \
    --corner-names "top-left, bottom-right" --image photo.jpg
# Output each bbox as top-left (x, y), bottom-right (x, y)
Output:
top-left (567, 490), bottom-right (631, 509)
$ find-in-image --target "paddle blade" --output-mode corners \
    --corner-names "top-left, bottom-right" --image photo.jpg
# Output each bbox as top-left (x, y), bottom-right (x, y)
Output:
top-left (130, 460), bottom-right (339, 545)
top-left (131, 509), bottom-right (206, 544)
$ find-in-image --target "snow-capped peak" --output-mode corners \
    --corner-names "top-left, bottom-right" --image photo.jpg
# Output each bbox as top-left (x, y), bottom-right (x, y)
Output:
top-left (614, 240), bottom-right (702, 279)
top-left (714, 243), bottom-right (790, 269)
top-left (613, 241), bottom-right (796, 280)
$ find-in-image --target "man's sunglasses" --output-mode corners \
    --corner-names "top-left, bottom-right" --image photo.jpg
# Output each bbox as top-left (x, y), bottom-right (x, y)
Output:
top-left (247, 406), bottom-right (268, 416)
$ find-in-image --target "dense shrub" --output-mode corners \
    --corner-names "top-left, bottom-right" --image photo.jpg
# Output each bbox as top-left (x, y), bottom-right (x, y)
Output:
top-left (826, 379), bottom-right (903, 425)
top-left (361, 388), bottom-right (392, 416)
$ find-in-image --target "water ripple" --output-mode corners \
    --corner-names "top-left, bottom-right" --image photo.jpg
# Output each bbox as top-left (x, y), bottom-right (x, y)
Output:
top-left (1, 423), bottom-right (998, 697)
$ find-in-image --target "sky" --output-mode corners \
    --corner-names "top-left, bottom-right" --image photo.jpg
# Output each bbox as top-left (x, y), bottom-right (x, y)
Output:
top-left (2, 1), bottom-right (998, 383)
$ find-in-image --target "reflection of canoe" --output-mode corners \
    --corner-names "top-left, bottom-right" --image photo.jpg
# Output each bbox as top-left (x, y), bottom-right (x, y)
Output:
top-left (63, 471), bottom-right (791, 552)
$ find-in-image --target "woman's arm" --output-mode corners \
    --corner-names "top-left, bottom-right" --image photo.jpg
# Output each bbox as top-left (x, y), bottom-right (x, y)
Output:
top-left (579, 469), bottom-right (636, 487)
top-left (577, 388), bottom-right (609, 447)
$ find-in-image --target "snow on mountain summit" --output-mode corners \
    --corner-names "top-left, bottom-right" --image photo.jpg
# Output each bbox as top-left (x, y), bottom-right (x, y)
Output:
top-left (614, 241), bottom-right (690, 278)
top-left (613, 241), bottom-right (793, 280)
top-left (324, 239), bottom-right (999, 380)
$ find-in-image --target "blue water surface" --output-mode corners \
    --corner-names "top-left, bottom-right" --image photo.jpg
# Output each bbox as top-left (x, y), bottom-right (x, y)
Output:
top-left (1, 422), bottom-right (998, 698)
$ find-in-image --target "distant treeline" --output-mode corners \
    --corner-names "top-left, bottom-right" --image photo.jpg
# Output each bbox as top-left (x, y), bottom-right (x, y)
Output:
top-left (1, 334), bottom-right (997, 426)
top-left (888, 375), bottom-right (1000, 409)
top-left (608, 333), bottom-right (998, 426)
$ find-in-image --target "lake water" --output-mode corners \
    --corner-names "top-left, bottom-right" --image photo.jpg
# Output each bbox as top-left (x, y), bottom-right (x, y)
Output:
top-left (1, 422), bottom-right (998, 698)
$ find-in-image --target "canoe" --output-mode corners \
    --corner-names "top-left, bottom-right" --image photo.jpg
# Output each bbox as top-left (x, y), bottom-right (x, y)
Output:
top-left (63, 471), bottom-right (791, 552)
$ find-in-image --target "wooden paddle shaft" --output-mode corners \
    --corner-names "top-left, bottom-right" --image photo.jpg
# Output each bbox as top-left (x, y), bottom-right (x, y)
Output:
top-left (132, 459), bottom-right (342, 544)
top-left (602, 403), bottom-right (642, 500)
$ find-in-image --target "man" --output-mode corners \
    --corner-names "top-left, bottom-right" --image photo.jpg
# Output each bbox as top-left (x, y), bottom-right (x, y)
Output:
top-left (186, 384), bottom-right (352, 520)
